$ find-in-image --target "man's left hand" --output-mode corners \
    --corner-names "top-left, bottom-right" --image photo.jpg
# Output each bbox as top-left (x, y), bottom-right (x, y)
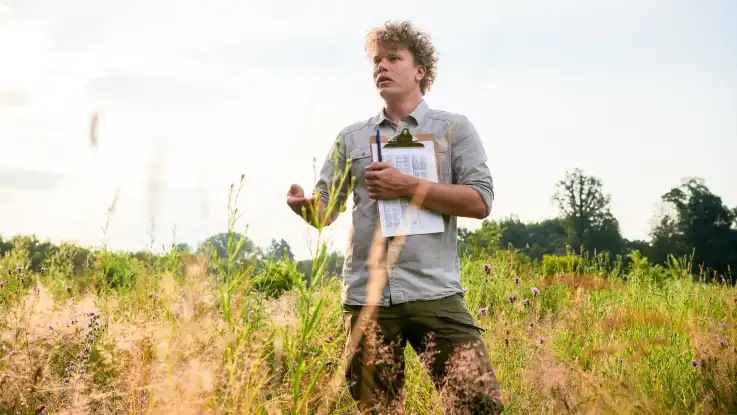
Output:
top-left (365, 162), bottom-right (416, 200)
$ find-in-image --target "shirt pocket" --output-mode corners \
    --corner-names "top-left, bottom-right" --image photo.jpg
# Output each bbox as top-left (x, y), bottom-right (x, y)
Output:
top-left (348, 146), bottom-right (372, 185)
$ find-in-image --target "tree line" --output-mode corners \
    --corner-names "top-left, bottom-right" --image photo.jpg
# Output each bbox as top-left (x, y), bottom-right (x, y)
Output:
top-left (458, 168), bottom-right (736, 282)
top-left (1, 168), bottom-right (734, 284)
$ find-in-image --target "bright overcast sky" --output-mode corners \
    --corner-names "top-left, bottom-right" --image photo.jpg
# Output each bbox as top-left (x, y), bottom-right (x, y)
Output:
top-left (1, 0), bottom-right (735, 260)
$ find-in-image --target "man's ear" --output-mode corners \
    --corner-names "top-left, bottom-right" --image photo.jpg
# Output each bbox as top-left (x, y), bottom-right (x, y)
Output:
top-left (415, 65), bottom-right (426, 82)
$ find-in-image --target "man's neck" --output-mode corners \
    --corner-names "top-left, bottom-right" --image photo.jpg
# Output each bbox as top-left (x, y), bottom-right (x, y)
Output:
top-left (383, 92), bottom-right (422, 124)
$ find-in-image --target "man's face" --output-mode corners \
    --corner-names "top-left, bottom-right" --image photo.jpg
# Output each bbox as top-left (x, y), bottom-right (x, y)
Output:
top-left (371, 43), bottom-right (424, 100)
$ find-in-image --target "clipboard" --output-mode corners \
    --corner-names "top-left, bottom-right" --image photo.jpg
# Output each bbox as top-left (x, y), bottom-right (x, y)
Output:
top-left (369, 128), bottom-right (441, 180)
top-left (368, 128), bottom-right (445, 238)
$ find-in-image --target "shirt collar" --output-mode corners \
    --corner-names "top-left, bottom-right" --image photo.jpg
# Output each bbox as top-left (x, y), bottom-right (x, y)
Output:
top-left (374, 99), bottom-right (429, 127)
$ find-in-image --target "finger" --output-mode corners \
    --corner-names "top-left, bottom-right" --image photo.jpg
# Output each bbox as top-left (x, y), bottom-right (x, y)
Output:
top-left (366, 162), bottom-right (391, 171)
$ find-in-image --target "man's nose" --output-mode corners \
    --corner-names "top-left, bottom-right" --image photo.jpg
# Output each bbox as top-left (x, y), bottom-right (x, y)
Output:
top-left (376, 58), bottom-right (390, 71)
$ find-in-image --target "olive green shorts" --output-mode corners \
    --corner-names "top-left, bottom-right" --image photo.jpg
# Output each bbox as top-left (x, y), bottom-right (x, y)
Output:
top-left (342, 293), bottom-right (504, 414)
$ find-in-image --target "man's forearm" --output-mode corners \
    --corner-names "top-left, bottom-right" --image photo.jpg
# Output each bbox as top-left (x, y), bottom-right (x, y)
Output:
top-left (407, 177), bottom-right (488, 219)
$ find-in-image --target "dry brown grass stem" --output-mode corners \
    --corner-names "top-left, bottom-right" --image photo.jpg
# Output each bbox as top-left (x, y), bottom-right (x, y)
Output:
top-left (318, 180), bottom-right (431, 414)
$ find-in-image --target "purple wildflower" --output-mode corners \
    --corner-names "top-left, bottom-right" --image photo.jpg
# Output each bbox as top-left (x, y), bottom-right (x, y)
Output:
top-left (515, 277), bottom-right (520, 285)
top-left (718, 337), bottom-right (727, 347)
top-left (522, 298), bottom-right (530, 307)
top-left (483, 264), bottom-right (491, 275)
top-left (507, 295), bottom-right (516, 304)
top-left (478, 307), bottom-right (488, 316)
top-left (531, 287), bottom-right (540, 297)
top-left (691, 359), bottom-right (699, 367)
top-left (537, 337), bottom-right (544, 344)
top-left (0, 281), bottom-right (4, 288)
top-left (721, 322), bottom-right (727, 329)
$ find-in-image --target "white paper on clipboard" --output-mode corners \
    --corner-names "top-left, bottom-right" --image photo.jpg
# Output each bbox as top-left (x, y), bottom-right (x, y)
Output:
top-left (370, 140), bottom-right (445, 238)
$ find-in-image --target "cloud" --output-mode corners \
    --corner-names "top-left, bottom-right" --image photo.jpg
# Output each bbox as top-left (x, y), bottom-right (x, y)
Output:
top-left (0, 168), bottom-right (65, 191)
top-left (83, 70), bottom-right (240, 108)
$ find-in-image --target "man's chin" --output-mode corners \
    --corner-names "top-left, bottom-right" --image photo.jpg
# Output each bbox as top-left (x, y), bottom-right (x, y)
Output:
top-left (378, 88), bottom-right (399, 100)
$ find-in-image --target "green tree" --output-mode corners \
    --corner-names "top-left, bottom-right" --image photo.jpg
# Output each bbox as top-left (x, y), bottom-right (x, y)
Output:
top-left (197, 232), bottom-right (261, 270)
top-left (174, 242), bottom-right (192, 253)
top-left (458, 219), bottom-right (505, 258)
top-left (497, 216), bottom-right (567, 261)
top-left (295, 250), bottom-right (344, 286)
top-left (650, 177), bottom-right (737, 281)
top-left (553, 168), bottom-right (624, 256)
top-left (264, 238), bottom-right (295, 262)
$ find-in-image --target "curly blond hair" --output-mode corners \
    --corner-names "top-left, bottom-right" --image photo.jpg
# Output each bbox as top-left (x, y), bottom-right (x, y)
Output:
top-left (364, 20), bottom-right (438, 95)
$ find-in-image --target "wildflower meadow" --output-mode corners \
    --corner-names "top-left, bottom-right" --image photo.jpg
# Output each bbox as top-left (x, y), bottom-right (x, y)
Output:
top-left (1, 173), bottom-right (735, 414)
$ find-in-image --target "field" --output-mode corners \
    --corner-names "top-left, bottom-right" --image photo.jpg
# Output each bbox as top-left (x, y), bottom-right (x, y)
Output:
top-left (1, 226), bottom-right (736, 415)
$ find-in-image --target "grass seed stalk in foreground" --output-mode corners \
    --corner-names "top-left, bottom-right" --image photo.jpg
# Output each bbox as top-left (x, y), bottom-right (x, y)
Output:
top-left (1, 159), bottom-right (737, 413)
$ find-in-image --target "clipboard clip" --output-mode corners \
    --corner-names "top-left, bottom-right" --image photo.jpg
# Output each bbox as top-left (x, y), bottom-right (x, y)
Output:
top-left (385, 128), bottom-right (425, 148)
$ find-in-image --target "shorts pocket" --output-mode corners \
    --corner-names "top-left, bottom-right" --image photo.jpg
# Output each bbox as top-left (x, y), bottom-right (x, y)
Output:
top-left (434, 310), bottom-right (485, 333)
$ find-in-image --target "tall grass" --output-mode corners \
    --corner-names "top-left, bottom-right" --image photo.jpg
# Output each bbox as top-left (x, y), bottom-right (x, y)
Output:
top-left (1, 165), bottom-right (736, 413)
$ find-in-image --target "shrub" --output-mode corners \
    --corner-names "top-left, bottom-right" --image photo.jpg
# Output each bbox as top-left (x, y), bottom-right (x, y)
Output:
top-left (251, 259), bottom-right (301, 299)
top-left (541, 253), bottom-right (587, 276)
top-left (96, 251), bottom-right (139, 292)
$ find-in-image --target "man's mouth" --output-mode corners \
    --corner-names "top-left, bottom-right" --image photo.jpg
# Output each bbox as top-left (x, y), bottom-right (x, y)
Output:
top-left (376, 75), bottom-right (391, 85)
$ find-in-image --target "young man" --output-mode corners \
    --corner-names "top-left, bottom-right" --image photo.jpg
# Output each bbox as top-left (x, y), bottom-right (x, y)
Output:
top-left (286, 20), bottom-right (504, 414)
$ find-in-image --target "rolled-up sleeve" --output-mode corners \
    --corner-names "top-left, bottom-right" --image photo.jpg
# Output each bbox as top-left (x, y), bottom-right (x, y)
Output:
top-left (451, 116), bottom-right (494, 217)
top-left (314, 131), bottom-right (351, 213)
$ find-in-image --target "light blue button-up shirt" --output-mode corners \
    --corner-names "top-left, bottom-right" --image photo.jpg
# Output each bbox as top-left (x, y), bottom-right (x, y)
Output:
top-left (315, 100), bottom-right (494, 306)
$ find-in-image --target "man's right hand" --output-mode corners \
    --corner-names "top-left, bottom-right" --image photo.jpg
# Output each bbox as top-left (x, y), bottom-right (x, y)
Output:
top-left (286, 184), bottom-right (314, 215)
top-left (287, 184), bottom-right (335, 227)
